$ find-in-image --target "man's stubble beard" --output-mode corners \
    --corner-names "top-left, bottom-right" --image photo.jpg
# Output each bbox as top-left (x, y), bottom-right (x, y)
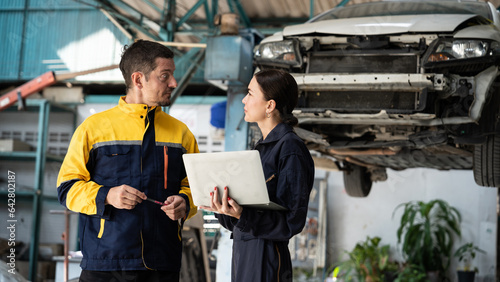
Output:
top-left (159, 90), bottom-right (173, 107)
top-left (160, 101), bottom-right (171, 107)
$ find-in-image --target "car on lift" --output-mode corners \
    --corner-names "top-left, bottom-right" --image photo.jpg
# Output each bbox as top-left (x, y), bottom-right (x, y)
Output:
top-left (253, 0), bottom-right (500, 197)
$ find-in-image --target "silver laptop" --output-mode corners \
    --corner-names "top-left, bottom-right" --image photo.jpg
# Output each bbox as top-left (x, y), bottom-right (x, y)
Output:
top-left (182, 150), bottom-right (287, 211)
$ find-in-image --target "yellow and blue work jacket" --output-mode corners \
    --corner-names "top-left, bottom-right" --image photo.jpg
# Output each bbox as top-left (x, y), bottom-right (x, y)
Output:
top-left (57, 97), bottom-right (199, 271)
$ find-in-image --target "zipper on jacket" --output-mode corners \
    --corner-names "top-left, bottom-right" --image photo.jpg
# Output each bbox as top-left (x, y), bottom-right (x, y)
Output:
top-left (164, 146), bottom-right (168, 189)
top-left (141, 108), bottom-right (151, 175)
top-left (139, 108), bottom-right (157, 270)
top-left (275, 244), bottom-right (281, 282)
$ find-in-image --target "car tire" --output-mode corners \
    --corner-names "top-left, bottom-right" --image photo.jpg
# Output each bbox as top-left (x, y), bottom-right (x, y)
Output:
top-left (343, 163), bottom-right (372, 197)
top-left (473, 134), bottom-right (500, 187)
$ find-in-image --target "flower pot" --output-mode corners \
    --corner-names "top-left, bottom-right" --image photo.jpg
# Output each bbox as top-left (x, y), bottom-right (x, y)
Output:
top-left (457, 270), bottom-right (476, 282)
top-left (383, 270), bottom-right (398, 282)
top-left (426, 271), bottom-right (440, 282)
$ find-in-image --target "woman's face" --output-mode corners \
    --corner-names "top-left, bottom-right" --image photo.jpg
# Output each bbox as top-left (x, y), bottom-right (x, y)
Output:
top-left (242, 76), bottom-right (269, 123)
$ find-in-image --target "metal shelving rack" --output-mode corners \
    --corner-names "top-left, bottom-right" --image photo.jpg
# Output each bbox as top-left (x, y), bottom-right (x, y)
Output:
top-left (0, 99), bottom-right (76, 281)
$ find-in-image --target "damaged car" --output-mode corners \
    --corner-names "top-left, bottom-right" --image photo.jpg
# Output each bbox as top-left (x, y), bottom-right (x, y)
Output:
top-left (253, 0), bottom-right (500, 196)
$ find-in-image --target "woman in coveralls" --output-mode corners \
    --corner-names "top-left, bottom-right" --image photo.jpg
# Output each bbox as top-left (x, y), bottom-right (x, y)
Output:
top-left (202, 69), bottom-right (315, 281)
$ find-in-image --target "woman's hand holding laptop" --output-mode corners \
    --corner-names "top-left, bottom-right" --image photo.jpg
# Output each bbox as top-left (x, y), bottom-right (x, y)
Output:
top-left (199, 186), bottom-right (243, 219)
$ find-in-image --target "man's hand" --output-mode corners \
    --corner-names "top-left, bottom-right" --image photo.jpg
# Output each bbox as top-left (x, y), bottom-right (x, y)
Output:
top-left (105, 184), bottom-right (146, 209)
top-left (161, 195), bottom-right (187, 221)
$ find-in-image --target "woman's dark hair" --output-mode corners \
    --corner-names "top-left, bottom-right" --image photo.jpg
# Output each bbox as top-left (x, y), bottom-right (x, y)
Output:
top-left (254, 69), bottom-right (299, 126)
top-left (119, 40), bottom-right (174, 90)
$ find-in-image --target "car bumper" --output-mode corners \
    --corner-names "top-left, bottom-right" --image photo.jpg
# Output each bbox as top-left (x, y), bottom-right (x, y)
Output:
top-left (291, 73), bottom-right (445, 91)
top-left (293, 66), bottom-right (499, 126)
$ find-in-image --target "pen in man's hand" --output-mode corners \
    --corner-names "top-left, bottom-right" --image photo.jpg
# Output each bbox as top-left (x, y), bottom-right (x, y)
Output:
top-left (145, 197), bottom-right (167, 206)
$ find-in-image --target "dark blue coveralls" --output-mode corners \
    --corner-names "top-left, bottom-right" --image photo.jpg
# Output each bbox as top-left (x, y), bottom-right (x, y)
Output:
top-left (216, 123), bottom-right (315, 282)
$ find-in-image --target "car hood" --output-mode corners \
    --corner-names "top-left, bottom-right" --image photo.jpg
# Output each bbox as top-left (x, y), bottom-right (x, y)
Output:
top-left (283, 14), bottom-right (477, 36)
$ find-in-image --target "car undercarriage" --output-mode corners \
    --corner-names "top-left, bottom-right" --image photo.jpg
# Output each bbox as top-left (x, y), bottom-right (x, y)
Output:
top-left (254, 1), bottom-right (500, 196)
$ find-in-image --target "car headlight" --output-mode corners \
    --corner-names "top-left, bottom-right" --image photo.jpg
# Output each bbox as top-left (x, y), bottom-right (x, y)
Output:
top-left (254, 40), bottom-right (302, 67)
top-left (425, 39), bottom-right (499, 63)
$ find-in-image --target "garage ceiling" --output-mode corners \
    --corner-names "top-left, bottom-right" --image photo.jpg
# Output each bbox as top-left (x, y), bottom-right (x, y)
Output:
top-left (88, 0), bottom-right (393, 43)
top-left (87, 0), bottom-right (500, 97)
top-left (92, 0), bottom-right (500, 45)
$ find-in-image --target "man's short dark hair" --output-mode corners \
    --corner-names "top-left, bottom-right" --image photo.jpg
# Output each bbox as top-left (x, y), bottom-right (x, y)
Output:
top-left (119, 40), bottom-right (174, 89)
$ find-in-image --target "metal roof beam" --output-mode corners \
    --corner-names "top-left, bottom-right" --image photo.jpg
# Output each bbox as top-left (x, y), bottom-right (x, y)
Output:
top-left (211, 0), bottom-right (219, 21)
top-left (204, 0), bottom-right (214, 29)
top-left (174, 39), bottom-right (206, 69)
top-left (310, 0), bottom-right (314, 19)
top-left (336, 0), bottom-right (351, 7)
top-left (103, 0), bottom-right (143, 20)
top-left (100, 8), bottom-right (133, 40)
top-left (227, 0), bottom-right (251, 28)
top-left (177, 0), bottom-right (206, 28)
top-left (161, 0), bottom-right (175, 41)
top-left (170, 48), bottom-right (206, 106)
top-left (142, 0), bottom-right (162, 13)
top-left (100, 0), bottom-right (174, 41)
top-left (108, 10), bottom-right (162, 40)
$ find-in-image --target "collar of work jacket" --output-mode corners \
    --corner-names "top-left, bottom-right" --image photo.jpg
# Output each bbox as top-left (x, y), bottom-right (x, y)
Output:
top-left (118, 96), bottom-right (161, 117)
top-left (255, 123), bottom-right (294, 147)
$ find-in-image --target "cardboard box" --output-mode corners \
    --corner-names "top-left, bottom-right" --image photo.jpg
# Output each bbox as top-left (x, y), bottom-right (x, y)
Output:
top-left (43, 86), bottom-right (83, 103)
top-left (39, 243), bottom-right (63, 260)
top-left (0, 139), bottom-right (31, 152)
top-left (16, 261), bottom-right (56, 281)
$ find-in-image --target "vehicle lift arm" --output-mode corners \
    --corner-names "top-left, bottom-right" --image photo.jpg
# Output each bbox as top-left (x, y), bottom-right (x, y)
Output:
top-left (0, 64), bottom-right (118, 111)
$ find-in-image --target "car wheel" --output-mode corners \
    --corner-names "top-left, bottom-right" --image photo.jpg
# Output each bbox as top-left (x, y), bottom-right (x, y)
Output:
top-left (473, 134), bottom-right (500, 187)
top-left (343, 163), bottom-right (372, 197)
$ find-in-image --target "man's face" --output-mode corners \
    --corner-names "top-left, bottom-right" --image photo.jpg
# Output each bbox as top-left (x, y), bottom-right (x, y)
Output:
top-left (141, 57), bottom-right (177, 107)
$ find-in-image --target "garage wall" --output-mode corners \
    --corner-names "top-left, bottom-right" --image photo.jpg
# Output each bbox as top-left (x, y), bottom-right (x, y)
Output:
top-left (324, 168), bottom-right (497, 281)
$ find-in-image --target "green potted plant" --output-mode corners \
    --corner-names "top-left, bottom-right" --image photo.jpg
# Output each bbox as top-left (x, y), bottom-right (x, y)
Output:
top-left (394, 263), bottom-right (427, 282)
top-left (393, 199), bottom-right (461, 281)
top-left (454, 242), bottom-right (486, 282)
top-left (335, 236), bottom-right (399, 282)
